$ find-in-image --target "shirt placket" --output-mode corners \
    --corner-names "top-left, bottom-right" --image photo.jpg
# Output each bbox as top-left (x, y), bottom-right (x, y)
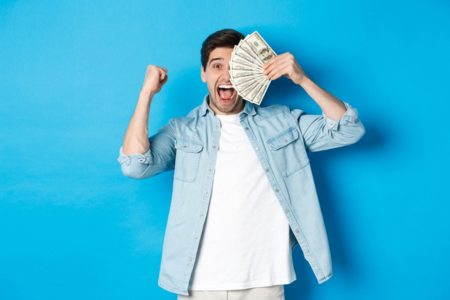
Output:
top-left (239, 115), bottom-right (302, 239)
top-left (183, 114), bottom-right (222, 285)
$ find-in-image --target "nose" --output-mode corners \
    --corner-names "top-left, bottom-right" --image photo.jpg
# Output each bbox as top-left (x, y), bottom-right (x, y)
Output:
top-left (222, 64), bottom-right (231, 80)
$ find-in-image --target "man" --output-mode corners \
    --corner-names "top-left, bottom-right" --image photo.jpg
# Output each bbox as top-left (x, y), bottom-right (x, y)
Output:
top-left (117, 29), bottom-right (365, 300)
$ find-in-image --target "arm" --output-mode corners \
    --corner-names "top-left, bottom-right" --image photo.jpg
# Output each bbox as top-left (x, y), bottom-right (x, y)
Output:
top-left (290, 102), bottom-right (364, 152)
top-left (118, 65), bottom-right (176, 179)
top-left (296, 76), bottom-right (347, 121)
top-left (264, 52), bottom-right (365, 151)
top-left (122, 65), bottom-right (168, 155)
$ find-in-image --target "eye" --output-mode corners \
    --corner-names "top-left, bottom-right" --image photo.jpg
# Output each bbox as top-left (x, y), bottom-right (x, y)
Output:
top-left (213, 63), bottom-right (222, 70)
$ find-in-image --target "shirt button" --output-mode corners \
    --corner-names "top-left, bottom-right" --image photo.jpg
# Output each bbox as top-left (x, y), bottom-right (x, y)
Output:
top-left (255, 147), bottom-right (259, 151)
top-left (212, 145), bottom-right (216, 149)
top-left (245, 127), bottom-right (249, 130)
top-left (265, 168), bottom-right (270, 172)
top-left (295, 229), bottom-right (300, 233)
top-left (275, 188), bottom-right (280, 193)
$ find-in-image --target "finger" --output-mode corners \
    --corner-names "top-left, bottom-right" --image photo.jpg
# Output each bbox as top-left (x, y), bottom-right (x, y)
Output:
top-left (270, 68), bottom-right (290, 81)
top-left (265, 53), bottom-right (290, 65)
top-left (266, 63), bottom-right (288, 79)
top-left (270, 72), bottom-right (285, 81)
top-left (161, 74), bottom-right (169, 85)
top-left (264, 56), bottom-right (290, 74)
top-left (159, 69), bottom-right (167, 81)
top-left (264, 60), bottom-right (281, 75)
top-left (268, 56), bottom-right (295, 75)
top-left (263, 56), bottom-right (277, 68)
top-left (263, 56), bottom-right (282, 71)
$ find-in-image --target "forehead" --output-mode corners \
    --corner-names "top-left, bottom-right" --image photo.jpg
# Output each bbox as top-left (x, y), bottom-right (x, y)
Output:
top-left (208, 47), bottom-right (233, 63)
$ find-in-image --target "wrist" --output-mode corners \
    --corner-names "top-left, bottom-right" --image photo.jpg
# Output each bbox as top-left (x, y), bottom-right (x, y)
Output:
top-left (140, 87), bottom-right (156, 101)
top-left (296, 74), bottom-right (310, 87)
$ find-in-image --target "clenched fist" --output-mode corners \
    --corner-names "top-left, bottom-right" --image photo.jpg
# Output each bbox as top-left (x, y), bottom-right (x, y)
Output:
top-left (141, 65), bottom-right (169, 95)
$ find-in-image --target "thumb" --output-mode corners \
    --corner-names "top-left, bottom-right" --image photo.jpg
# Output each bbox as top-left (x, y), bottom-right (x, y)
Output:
top-left (161, 74), bottom-right (168, 85)
top-left (159, 70), bottom-right (166, 81)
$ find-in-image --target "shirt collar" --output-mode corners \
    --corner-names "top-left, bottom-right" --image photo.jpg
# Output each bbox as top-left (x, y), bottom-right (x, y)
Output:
top-left (199, 94), bottom-right (256, 117)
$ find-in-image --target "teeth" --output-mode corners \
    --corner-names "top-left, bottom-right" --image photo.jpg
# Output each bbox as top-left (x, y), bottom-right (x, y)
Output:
top-left (218, 84), bottom-right (234, 89)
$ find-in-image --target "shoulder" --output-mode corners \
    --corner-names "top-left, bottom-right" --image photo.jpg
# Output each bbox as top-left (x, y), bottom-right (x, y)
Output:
top-left (253, 103), bottom-right (309, 127)
top-left (255, 103), bottom-right (293, 118)
top-left (167, 104), bottom-right (202, 130)
top-left (257, 104), bottom-right (307, 120)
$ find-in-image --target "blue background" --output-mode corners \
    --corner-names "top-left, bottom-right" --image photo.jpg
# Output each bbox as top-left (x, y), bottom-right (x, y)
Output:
top-left (1, 0), bottom-right (449, 299)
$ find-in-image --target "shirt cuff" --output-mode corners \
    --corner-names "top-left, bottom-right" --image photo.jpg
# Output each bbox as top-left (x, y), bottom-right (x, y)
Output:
top-left (323, 102), bottom-right (359, 130)
top-left (117, 146), bottom-right (152, 166)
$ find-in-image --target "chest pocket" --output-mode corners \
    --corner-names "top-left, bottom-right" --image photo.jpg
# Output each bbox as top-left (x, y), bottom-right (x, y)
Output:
top-left (174, 139), bottom-right (203, 182)
top-left (267, 127), bottom-right (309, 177)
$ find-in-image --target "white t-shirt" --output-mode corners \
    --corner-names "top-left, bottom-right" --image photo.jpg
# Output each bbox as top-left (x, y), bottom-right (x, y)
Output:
top-left (189, 111), bottom-right (296, 290)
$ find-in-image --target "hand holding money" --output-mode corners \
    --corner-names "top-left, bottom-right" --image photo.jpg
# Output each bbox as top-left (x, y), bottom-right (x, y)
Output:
top-left (229, 31), bottom-right (307, 105)
top-left (263, 53), bottom-right (307, 86)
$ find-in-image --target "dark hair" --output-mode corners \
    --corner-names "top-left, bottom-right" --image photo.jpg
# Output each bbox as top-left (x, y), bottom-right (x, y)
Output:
top-left (201, 29), bottom-right (244, 70)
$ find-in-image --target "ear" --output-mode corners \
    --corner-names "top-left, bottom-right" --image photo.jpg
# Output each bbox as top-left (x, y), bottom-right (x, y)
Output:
top-left (200, 67), bottom-right (206, 83)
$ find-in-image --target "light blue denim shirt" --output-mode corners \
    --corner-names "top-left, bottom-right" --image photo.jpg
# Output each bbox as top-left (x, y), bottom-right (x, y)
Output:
top-left (117, 95), bottom-right (365, 296)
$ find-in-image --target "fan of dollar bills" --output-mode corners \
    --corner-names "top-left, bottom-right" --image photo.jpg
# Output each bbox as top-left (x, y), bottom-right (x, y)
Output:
top-left (229, 31), bottom-right (277, 105)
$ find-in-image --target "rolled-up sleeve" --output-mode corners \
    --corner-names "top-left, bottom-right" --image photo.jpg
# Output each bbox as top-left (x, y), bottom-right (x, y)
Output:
top-left (291, 102), bottom-right (365, 152)
top-left (117, 119), bottom-right (176, 179)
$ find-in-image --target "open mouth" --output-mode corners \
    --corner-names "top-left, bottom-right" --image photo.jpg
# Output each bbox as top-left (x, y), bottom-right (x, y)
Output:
top-left (217, 84), bottom-right (236, 102)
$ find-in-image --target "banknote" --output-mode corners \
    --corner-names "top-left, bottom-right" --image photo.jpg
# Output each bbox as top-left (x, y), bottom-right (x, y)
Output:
top-left (245, 31), bottom-right (277, 63)
top-left (229, 31), bottom-right (276, 105)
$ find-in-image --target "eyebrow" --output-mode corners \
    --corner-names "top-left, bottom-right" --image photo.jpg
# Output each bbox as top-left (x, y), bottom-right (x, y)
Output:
top-left (208, 57), bottom-right (224, 65)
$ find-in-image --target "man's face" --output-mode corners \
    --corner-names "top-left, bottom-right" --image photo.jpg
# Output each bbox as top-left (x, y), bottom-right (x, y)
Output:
top-left (201, 47), bottom-right (244, 115)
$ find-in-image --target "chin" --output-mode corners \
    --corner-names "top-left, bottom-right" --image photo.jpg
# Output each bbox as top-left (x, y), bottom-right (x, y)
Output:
top-left (217, 97), bottom-right (242, 113)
